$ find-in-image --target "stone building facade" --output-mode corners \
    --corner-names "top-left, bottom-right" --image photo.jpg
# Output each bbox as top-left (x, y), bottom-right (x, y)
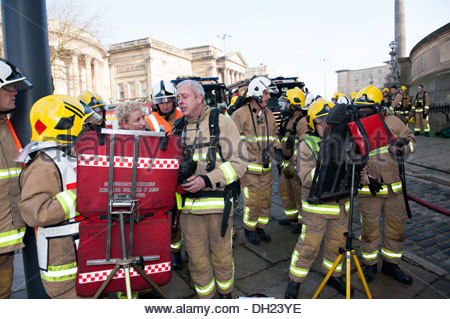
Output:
top-left (335, 65), bottom-right (389, 96)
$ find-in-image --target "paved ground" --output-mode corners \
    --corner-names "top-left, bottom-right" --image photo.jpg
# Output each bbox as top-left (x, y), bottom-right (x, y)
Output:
top-left (11, 134), bottom-right (450, 299)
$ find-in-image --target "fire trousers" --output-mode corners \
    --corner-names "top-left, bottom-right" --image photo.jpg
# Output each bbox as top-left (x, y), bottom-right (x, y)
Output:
top-left (289, 208), bottom-right (348, 283)
top-left (278, 173), bottom-right (302, 222)
top-left (0, 251), bottom-right (14, 299)
top-left (241, 171), bottom-right (273, 231)
top-left (171, 209), bottom-right (182, 252)
top-left (414, 112), bottom-right (430, 133)
top-left (358, 189), bottom-right (406, 266)
top-left (180, 213), bottom-right (233, 299)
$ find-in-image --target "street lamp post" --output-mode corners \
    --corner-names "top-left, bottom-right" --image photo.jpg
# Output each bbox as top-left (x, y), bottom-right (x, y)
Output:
top-left (217, 34), bottom-right (231, 84)
top-left (320, 58), bottom-right (329, 99)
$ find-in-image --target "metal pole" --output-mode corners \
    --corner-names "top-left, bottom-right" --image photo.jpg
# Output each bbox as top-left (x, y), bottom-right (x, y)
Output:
top-left (2, 0), bottom-right (52, 298)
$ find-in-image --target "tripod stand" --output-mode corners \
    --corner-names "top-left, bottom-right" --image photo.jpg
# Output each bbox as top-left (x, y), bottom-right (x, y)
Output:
top-left (312, 164), bottom-right (372, 299)
top-left (89, 129), bottom-right (169, 299)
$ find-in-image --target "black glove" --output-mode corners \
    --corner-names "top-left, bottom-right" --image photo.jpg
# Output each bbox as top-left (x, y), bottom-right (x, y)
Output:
top-left (368, 177), bottom-right (383, 195)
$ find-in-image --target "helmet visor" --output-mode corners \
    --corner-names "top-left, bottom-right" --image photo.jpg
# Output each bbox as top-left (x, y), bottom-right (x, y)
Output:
top-left (6, 78), bottom-right (33, 94)
top-left (84, 106), bottom-right (103, 124)
top-left (154, 96), bottom-right (175, 104)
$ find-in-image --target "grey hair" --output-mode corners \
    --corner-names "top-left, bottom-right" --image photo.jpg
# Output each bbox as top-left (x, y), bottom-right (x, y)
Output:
top-left (176, 80), bottom-right (205, 98)
top-left (115, 101), bottom-right (143, 128)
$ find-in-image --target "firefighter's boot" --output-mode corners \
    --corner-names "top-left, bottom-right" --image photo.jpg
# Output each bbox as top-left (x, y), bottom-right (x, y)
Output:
top-left (285, 280), bottom-right (300, 299)
top-left (171, 251), bottom-right (183, 270)
top-left (382, 260), bottom-right (412, 285)
top-left (256, 228), bottom-right (271, 242)
top-left (291, 223), bottom-right (302, 234)
top-left (362, 264), bottom-right (377, 283)
top-left (218, 293), bottom-right (232, 299)
top-left (278, 218), bottom-right (297, 225)
top-left (244, 229), bottom-right (261, 244)
top-left (326, 276), bottom-right (354, 297)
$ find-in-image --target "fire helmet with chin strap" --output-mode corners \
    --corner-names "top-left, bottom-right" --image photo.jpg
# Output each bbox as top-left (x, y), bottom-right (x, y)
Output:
top-left (248, 76), bottom-right (278, 104)
top-left (0, 58), bottom-right (32, 94)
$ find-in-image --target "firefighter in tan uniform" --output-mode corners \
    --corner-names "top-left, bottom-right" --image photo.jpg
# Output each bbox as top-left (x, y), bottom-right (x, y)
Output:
top-left (78, 90), bottom-right (108, 131)
top-left (285, 99), bottom-right (352, 298)
top-left (231, 76), bottom-right (282, 244)
top-left (174, 80), bottom-right (247, 299)
top-left (381, 88), bottom-right (391, 108)
top-left (277, 89), bottom-right (308, 234)
top-left (411, 84), bottom-right (431, 136)
top-left (399, 86), bottom-right (412, 124)
top-left (148, 80), bottom-right (184, 270)
top-left (355, 86), bottom-right (416, 285)
top-left (18, 95), bottom-right (100, 298)
top-left (391, 85), bottom-right (403, 117)
top-left (0, 58), bottom-right (32, 298)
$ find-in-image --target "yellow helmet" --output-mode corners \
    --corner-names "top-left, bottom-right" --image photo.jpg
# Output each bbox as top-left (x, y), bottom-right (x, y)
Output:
top-left (307, 98), bottom-right (334, 132)
top-left (77, 90), bottom-right (108, 112)
top-left (408, 117), bottom-right (415, 124)
top-left (382, 88), bottom-right (389, 94)
top-left (332, 92), bottom-right (345, 101)
top-left (279, 88), bottom-right (306, 111)
top-left (401, 85), bottom-right (407, 93)
top-left (30, 95), bottom-right (97, 143)
top-left (350, 91), bottom-right (357, 99)
top-left (354, 85), bottom-right (383, 106)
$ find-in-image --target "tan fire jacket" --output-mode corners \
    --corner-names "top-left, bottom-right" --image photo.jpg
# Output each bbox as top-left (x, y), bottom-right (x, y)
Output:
top-left (231, 102), bottom-right (281, 175)
top-left (0, 114), bottom-right (25, 254)
top-left (358, 115), bottom-right (415, 197)
top-left (391, 92), bottom-right (403, 111)
top-left (177, 103), bottom-right (248, 215)
top-left (19, 152), bottom-right (78, 298)
top-left (297, 135), bottom-right (350, 217)
top-left (279, 113), bottom-right (308, 169)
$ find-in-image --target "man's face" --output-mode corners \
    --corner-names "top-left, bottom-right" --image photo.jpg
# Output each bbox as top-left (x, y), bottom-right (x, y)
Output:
top-left (418, 86), bottom-right (424, 93)
top-left (0, 84), bottom-right (17, 112)
top-left (391, 88), bottom-right (398, 94)
top-left (315, 120), bottom-right (327, 138)
top-left (177, 85), bottom-right (202, 117)
top-left (383, 92), bottom-right (389, 97)
top-left (122, 110), bottom-right (145, 130)
top-left (158, 99), bottom-right (175, 114)
top-left (260, 90), bottom-right (271, 108)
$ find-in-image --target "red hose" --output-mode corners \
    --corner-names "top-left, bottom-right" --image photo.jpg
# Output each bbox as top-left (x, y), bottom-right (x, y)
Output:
top-left (407, 192), bottom-right (450, 216)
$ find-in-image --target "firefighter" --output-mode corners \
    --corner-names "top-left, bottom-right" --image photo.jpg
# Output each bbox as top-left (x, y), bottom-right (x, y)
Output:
top-left (77, 90), bottom-right (108, 130)
top-left (116, 101), bottom-right (146, 130)
top-left (285, 98), bottom-right (352, 298)
top-left (231, 76), bottom-right (282, 244)
top-left (390, 85), bottom-right (402, 115)
top-left (174, 80), bottom-right (248, 299)
top-left (331, 92), bottom-right (345, 104)
top-left (411, 84), bottom-right (431, 136)
top-left (356, 86), bottom-right (415, 285)
top-left (147, 80), bottom-right (182, 133)
top-left (150, 80), bottom-right (184, 270)
top-left (0, 58), bottom-right (32, 298)
top-left (18, 95), bottom-right (100, 298)
top-left (277, 89), bottom-right (308, 234)
top-left (381, 88), bottom-right (391, 108)
top-left (399, 86), bottom-right (412, 125)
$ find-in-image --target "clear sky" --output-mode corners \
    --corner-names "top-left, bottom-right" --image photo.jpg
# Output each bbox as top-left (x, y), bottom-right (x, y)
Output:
top-left (48, 0), bottom-right (450, 99)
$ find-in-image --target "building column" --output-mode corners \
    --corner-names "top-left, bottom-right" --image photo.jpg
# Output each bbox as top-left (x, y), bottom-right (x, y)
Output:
top-left (85, 55), bottom-right (93, 91)
top-left (71, 54), bottom-right (79, 95)
top-left (93, 59), bottom-right (100, 93)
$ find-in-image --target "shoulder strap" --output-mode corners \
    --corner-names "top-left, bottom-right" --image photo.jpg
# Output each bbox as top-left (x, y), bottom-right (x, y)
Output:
top-left (206, 108), bottom-right (222, 172)
top-left (303, 135), bottom-right (321, 161)
top-left (172, 116), bottom-right (186, 136)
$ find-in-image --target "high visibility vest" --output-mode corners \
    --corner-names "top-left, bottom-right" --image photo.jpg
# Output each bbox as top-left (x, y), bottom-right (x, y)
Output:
top-left (35, 148), bottom-right (80, 282)
top-left (145, 110), bottom-right (182, 134)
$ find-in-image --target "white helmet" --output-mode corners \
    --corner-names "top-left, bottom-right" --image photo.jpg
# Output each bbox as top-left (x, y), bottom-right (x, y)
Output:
top-left (337, 96), bottom-right (351, 104)
top-left (152, 80), bottom-right (176, 104)
top-left (0, 58), bottom-right (32, 93)
top-left (248, 76), bottom-right (278, 102)
top-left (304, 91), bottom-right (316, 107)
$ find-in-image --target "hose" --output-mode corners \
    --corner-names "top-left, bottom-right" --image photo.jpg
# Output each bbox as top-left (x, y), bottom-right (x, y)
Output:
top-left (407, 192), bottom-right (450, 217)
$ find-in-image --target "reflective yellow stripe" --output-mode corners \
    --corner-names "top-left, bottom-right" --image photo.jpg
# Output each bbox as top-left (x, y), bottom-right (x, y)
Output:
top-left (55, 190), bottom-right (79, 220)
top-left (358, 185), bottom-right (388, 195)
top-left (193, 152), bottom-right (222, 161)
top-left (369, 146), bottom-right (389, 156)
top-left (0, 167), bottom-right (22, 179)
top-left (175, 192), bottom-right (183, 210)
top-left (302, 200), bottom-right (341, 215)
top-left (171, 241), bottom-right (181, 250)
top-left (289, 250), bottom-right (309, 277)
top-left (310, 167), bottom-right (315, 180)
top-left (243, 187), bottom-right (249, 199)
top-left (285, 209), bottom-right (298, 217)
top-left (391, 182), bottom-right (402, 193)
top-left (248, 162), bottom-right (272, 172)
top-left (243, 206), bottom-right (257, 227)
top-left (182, 197), bottom-right (224, 210)
top-left (40, 262), bottom-right (77, 282)
top-left (381, 247), bottom-right (402, 259)
top-left (408, 141), bottom-right (414, 153)
top-left (219, 162), bottom-right (237, 184)
top-left (323, 258), bottom-right (342, 272)
top-left (195, 277), bottom-right (215, 296)
top-left (0, 227), bottom-right (26, 248)
top-left (362, 250), bottom-right (378, 261)
top-left (300, 224), bottom-right (306, 241)
top-left (216, 265), bottom-right (234, 290)
top-left (257, 216), bottom-right (269, 225)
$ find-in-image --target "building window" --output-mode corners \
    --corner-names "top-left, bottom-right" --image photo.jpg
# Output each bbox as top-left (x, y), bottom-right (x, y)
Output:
top-left (367, 71), bottom-right (372, 76)
top-left (362, 72), bottom-right (366, 78)
top-left (354, 73), bottom-right (359, 79)
top-left (129, 82), bottom-right (136, 98)
top-left (378, 69), bottom-right (382, 74)
top-left (140, 81), bottom-right (147, 97)
top-left (118, 84), bottom-right (124, 99)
